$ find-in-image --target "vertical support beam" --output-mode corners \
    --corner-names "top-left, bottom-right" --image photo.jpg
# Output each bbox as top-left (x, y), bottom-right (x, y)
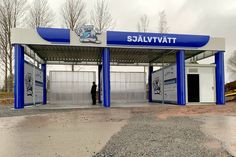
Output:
top-left (215, 51), bottom-right (225, 105)
top-left (102, 48), bottom-right (110, 107)
top-left (148, 66), bottom-right (153, 102)
top-left (14, 45), bottom-right (24, 109)
top-left (176, 50), bottom-right (186, 105)
top-left (98, 64), bottom-right (102, 103)
top-left (33, 52), bottom-right (36, 105)
top-left (42, 64), bottom-right (47, 105)
top-left (72, 65), bottom-right (74, 71)
top-left (162, 55), bottom-right (165, 104)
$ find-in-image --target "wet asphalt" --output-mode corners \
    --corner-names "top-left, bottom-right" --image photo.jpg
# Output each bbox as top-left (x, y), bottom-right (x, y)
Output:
top-left (0, 105), bottom-right (235, 157)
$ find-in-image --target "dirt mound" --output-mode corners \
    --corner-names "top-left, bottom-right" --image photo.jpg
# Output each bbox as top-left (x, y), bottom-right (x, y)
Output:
top-left (158, 102), bottom-right (236, 119)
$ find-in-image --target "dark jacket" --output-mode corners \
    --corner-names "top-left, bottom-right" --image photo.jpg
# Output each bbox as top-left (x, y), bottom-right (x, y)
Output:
top-left (91, 84), bottom-right (97, 95)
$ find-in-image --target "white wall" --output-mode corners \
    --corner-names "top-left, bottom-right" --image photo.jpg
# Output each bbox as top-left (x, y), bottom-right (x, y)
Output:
top-left (186, 65), bottom-right (216, 103)
top-left (152, 70), bottom-right (163, 102)
top-left (163, 65), bottom-right (177, 102)
top-left (24, 62), bottom-right (43, 105)
top-left (152, 64), bottom-right (216, 104)
top-left (152, 65), bottom-right (177, 103)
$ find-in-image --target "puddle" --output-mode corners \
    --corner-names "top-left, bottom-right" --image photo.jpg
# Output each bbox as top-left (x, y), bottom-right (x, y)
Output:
top-left (0, 116), bottom-right (26, 129)
top-left (0, 111), bottom-right (129, 157)
top-left (200, 115), bottom-right (236, 156)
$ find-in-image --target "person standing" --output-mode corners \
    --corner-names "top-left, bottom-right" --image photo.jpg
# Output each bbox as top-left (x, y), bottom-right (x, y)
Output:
top-left (91, 82), bottom-right (97, 105)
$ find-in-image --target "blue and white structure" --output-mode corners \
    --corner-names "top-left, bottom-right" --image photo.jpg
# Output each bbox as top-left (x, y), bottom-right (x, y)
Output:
top-left (11, 26), bottom-right (225, 109)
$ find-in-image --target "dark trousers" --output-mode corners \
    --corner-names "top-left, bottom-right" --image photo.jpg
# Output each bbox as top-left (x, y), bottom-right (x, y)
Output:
top-left (92, 94), bottom-right (96, 105)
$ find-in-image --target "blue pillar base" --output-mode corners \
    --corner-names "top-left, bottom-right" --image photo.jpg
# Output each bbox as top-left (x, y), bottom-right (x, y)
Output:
top-left (98, 64), bottom-right (102, 103)
top-left (14, 45), bottom-right (25, 109)
top-left (215, 51), bottom-right (225, 105)
top-left (148, 66), bottom-right (153, 102)
top-left (42, 64), bottom-right (47, 105)
top-left (102, 48), bottom-right (110, 107)
top-left (176, 50), bottom-right (186, 105)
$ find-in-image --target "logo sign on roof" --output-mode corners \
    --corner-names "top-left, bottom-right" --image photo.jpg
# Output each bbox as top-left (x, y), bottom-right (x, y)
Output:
top-left (37, 27), bottom-right (70, 44)
top-left (76, 25), bottom-right (101, 44)
top-left (107, 31), bottom-right (210, 48)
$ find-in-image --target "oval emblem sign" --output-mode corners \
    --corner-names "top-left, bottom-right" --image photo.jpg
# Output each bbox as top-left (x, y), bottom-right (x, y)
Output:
top-left (76, 25), bottom-right (101, 44)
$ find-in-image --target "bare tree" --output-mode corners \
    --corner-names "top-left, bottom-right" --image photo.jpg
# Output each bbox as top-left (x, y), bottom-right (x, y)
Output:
top-left (228, 51), bottom-right (236, 81)
top-left (27, 0), bottom-right (54, 28)
top-left (137, 14), bottom-right (149, 32)
top-left (0, 0), bottom-right (27, 92)
top-left (0, 24), bottom-right (8, 91)
top-left (0, 5), bottom-right (8, 91)
top-left (61, 0), bottom-right (86, 31)
top-left (91, 0), bottom-right (115, 32)
top-left (158, 10), bottom-right (169, 33)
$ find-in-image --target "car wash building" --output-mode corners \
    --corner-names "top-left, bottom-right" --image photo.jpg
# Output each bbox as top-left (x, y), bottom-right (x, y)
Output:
top-left (11, 26), bottom-right (225, 109)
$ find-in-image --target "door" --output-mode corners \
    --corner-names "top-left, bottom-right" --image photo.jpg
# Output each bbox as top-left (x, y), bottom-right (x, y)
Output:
top-left (200, 67), bottom-right (215, 102)
top-left (187, 74), bottom-right (200, 102)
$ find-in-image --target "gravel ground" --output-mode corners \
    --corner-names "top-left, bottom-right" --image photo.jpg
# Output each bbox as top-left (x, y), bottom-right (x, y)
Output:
top-left (1, 103), bottom-right (236, 156)
top-left (94, 113), bottom-right (231, 157)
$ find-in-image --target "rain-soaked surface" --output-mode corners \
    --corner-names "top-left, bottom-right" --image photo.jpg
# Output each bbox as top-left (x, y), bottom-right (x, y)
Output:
top-left (31, 103), bottom-right (151, 110)
top-left (1, 103), bottom-right (236, 157)
top-left (0, 110), bottom-right (130, 157)
top-left (199, 115), bottom-right (236, 156)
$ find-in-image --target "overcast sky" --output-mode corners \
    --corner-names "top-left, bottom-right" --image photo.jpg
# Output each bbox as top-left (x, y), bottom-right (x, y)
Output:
top-left (39, 0), bottom-right (236, 82)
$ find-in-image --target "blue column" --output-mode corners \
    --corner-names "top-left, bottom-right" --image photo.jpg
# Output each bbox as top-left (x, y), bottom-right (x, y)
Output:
top-left (215, 51), bottom-right (225, 105)
top-left (176, 50), bottom-right (186, 105)
top-left (42, 64), bottom-right (47, 105)
top-left (14, 45), bottom-right (24, 109)
top-left (98, 64), bottom-right (102, 103)
top-left (102, 48), bottom-right (110, 107)
top-left (148, 66), bottom-right (153, 102)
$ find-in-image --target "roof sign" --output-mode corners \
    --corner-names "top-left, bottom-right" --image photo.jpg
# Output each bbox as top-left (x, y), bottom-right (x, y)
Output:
top-left (37, 27), bottom-right (70, 44)
top-left (107, 31), bottom-right (210, 48)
